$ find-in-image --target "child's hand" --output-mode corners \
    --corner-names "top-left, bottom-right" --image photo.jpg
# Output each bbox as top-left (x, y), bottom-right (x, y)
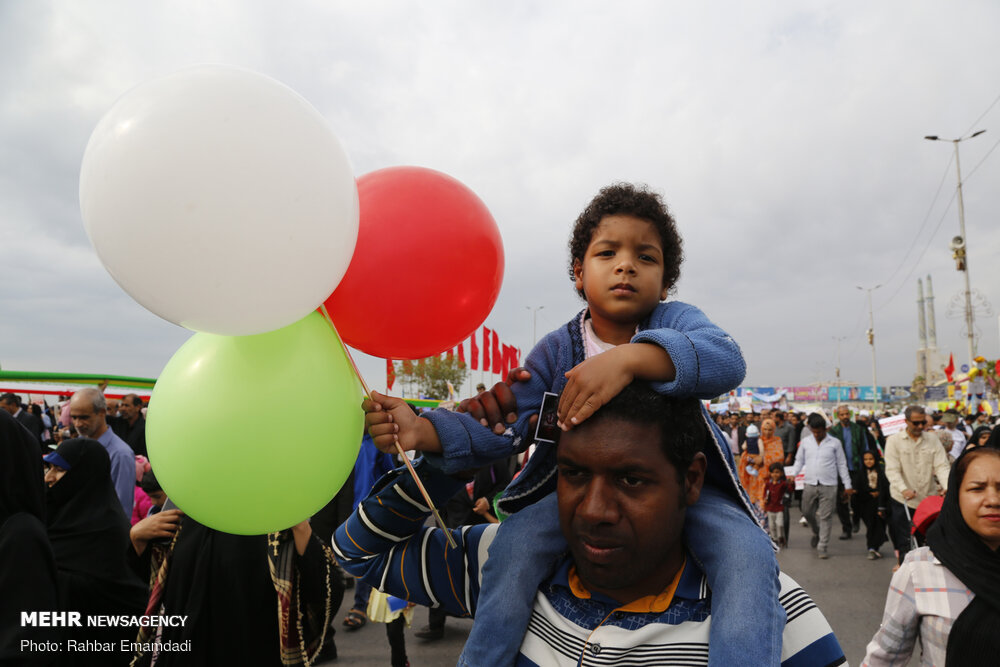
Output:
top-left (363, 391), bottom-right (441, 455)
top-left (458, 367), bottom-right (534, 435)
top-left (559, 343), bottom-right (676, 431)
top-left (472, 497), bottom-right (491, 515)
top-left (559, 347), bottom-right (634, 430)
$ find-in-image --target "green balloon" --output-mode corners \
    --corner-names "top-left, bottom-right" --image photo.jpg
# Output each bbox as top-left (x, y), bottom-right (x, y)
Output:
top-left (146, 312), bottom-right (363, 534)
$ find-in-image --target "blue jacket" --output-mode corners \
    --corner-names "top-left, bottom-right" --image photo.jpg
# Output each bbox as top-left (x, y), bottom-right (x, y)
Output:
top-left (425, 302), bottom-right (749, 515)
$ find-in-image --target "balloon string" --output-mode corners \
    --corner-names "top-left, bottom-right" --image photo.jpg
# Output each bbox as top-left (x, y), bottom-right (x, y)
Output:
top-left (318, 304), bottom-right (457, 549)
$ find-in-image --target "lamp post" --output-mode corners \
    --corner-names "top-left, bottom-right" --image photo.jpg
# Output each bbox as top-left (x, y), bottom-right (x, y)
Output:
top-left (832, 335), bottom-right (848, 405)
top-left (526, 305), bottom-right (545, 346)
top-left (857, 284), bottom-right (882, 414)
top-left (924, 130), bottom-right (986, 371)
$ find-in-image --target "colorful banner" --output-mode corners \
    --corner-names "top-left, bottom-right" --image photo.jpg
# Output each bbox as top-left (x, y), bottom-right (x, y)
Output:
top-left (792, 387), bottom-right (827, 402)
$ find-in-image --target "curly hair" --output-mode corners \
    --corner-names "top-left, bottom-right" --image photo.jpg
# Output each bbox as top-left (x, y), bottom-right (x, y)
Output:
top-left (579, 381), bottom-right (706, 483)
top-left (567, 183), bottom-right (684, 299)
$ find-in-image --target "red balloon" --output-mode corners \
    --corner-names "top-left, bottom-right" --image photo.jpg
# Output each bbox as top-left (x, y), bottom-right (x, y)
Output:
top-left (323, 166), bottom-right (504, 359)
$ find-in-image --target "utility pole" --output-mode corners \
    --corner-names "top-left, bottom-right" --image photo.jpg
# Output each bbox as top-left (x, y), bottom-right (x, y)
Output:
top-left (925, 130), bottom-right (986, 371)
top-left (857, 284), bottom-right (882, 415)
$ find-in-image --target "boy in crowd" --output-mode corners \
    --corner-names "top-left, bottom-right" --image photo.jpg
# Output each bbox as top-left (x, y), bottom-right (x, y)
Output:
top-left (363, 183), bottom-right (782, 666)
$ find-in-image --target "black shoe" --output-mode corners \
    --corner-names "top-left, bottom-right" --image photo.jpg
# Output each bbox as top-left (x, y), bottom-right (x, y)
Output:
top-left (316, 639), bottom-right (338, 661)
top-left (838, 532), bottom-right (852, 540)
top-left (810, 534), bottom-right (819, 548)
top-left (414, 626), bottom-right (444, 641)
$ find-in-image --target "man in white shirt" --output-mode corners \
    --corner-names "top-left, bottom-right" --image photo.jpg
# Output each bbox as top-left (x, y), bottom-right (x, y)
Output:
top-left (883, 405), bottom-right (951, 564)
top-left (790, 413), bottom-right (854, 559)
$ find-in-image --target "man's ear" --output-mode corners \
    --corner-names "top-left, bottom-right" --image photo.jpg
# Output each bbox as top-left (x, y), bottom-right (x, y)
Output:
top-left (684, 452), bottom-right (707, 506)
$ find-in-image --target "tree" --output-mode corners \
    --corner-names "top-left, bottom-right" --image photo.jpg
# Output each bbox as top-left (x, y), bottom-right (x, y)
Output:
top-left (393, 355), bottom-right (468, 400)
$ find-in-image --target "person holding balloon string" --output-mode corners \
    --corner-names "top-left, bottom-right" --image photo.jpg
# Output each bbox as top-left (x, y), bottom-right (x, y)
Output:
top-left (363, 183), bottom-right (783, 667)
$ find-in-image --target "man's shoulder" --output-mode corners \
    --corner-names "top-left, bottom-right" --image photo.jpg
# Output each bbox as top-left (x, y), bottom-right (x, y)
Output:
top-left (777, 572), bottom-right (846, 664)
top-left (884, 431), bottom-right (907, 446)
top-left (102, 429), bottom-right (135, 458)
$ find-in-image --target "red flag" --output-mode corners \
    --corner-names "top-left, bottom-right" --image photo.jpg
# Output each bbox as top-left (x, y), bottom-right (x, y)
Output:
top-left (944, 353), bottom-right (955, 383)
top-left (483, 327), bottom-right (491, 371)
top-left (492, 330), bottom-right (502, 374)
top-left (470, 334), bottom-right (479, 371)
top-left (501, 344), bottom-right (515, 379)
top-left (457, 342), bottom-right (465, 365)
top-left (446, 348), bottom-right (454, 360)
top-left (386, 359), bottom-right (396, 391)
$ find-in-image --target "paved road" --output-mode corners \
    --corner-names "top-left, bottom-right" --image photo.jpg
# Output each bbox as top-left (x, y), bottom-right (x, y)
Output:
top-left (320, 520), bottom-right (906, 666)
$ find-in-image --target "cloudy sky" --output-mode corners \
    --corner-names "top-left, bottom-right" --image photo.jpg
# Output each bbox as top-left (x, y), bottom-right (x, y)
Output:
top-left (3, 1), bottom-right (1000, 398)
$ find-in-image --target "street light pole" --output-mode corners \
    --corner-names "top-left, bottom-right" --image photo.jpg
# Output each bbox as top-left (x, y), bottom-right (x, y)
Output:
top-left (925, 130), bottom-right (986, 372)
top-left (857, 284), bottom-right (882, 414)
top-left (525, 305), bottom-right (545, 346)
top-left (832, 335), bottom-right (847, 406)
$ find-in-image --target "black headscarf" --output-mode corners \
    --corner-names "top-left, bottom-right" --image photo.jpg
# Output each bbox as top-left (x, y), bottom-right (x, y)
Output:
top-left (925, 441), bottom-right (1000, 666)
top-left (46, 438), bottom-right (136, 579)
top-left (0, 409), bottom-right (46, 525)
top-left (969, 425), bottom-right (993, 450)
top-left (45, 438), bottom-right (145, 665)
top-left (0, 410), bottom-right (60, 665)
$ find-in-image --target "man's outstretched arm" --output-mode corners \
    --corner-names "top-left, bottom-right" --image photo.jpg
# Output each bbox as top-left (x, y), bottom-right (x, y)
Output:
top-left (332, 458), bottom-right (498, 617)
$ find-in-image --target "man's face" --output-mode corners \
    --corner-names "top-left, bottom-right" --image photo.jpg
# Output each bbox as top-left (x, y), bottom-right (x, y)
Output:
top-left (809, 425), bottom-right (827, 442)
top-left (556, 416), bottom-right (705, 605)
top-left (0, 399), bottom-right (16, 416)
top-left (906, 412), bottom-right (928, 439)
top-left (837, 407), bottom-right (851, 425)
top-left (119, 398), bottom-right (140, 422)
top-left (70, 396), bottom-right (106, 439)
top-left (789, 413), bottom-right (799, 426)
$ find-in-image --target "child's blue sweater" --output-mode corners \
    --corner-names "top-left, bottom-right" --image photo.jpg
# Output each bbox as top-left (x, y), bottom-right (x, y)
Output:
top-left (424, 301), bottom-right (751, 515)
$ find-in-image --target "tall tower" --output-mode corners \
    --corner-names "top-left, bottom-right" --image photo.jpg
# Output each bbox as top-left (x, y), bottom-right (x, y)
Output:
top-left (916, 279), bottom-right (929, 381)
top-left (924, 274), bottom-right (946, 384)
top-left (917, 278), bottom-right (928, 349)
top-left (926, 274), bottom-right (938, 349)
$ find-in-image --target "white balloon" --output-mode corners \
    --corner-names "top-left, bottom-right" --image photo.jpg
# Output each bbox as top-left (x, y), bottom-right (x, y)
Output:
top-left (79, 65), bottom-right (358, 335)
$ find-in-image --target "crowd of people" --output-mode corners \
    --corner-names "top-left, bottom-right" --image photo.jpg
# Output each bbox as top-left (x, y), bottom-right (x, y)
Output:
top-left (722, 402), bottom-right (1000, 664)
top-left (722, 405), bottom-right (995, 563)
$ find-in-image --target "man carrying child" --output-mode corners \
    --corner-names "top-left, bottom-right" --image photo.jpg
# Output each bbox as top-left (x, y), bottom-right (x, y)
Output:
top-left (360, 183), bottom-right (785, 666)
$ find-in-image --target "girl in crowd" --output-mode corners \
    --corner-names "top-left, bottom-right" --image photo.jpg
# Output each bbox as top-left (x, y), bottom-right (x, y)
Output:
top-left (862, 442), bottom-right (1000, 665)
top-left (44, 438), bottom-right (147, 666)
top-left (853, 450), bottom-right (890, 560)
top-left (968, 425), bottom-right (992, 452)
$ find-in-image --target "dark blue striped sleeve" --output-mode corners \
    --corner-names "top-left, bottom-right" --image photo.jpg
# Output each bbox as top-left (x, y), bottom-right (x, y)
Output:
top-left (332, 458), bottom-right (498, 617)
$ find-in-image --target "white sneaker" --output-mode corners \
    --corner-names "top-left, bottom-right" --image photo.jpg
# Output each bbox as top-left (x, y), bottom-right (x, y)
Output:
top-left (799, 516), bottom-right (808, 526)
